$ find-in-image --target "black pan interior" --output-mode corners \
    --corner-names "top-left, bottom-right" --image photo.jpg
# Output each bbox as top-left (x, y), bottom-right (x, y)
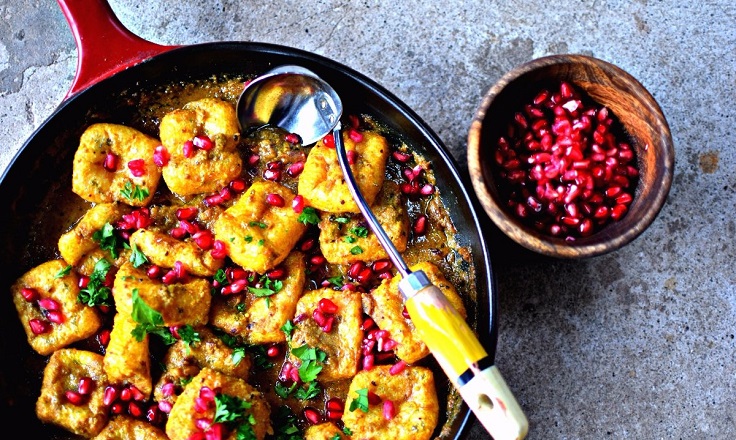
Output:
top-left (0, 42), bottom-right (496, 439)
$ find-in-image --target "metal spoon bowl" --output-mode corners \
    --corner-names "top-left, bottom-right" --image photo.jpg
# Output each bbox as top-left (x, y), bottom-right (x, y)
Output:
top-left (236, 65), bottom-right (342, 146)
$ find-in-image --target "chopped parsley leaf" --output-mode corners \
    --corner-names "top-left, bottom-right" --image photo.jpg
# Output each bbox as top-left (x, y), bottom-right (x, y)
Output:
top-left (175, 324), bottom-right (201, 347)
top-left (54, 265), bottom-right (72, 279)
top-left (350, 245), bottom-right (364, 255)
top-left (92, 222), bottom-right (125, 259)
top-left (349, 388), bottom-right (370, 412)
top-left (78, 258), bottom-right (113, 307)
top-left (298, 207), bottom-right (320, 225)
top-left (344, 235), bottom-right (357, 243)
top-left (130, 289), bottom-right (176, 345)
top-left (281, 321), bottom-right (295, 341)
top-left (349, 226), bottom-right (369, 238)
top-left (129, 242), bottom-right (148, 268)
top-left (120, 181), bottom-right (149, 202)
top-left (213, 394), bottom-right (256, 440)
top-left (248, 221), bottom-right (267, 229)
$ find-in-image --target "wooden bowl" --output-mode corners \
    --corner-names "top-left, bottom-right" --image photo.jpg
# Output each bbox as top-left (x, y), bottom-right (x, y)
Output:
top-left (467, 54), bottom-right (674, 258)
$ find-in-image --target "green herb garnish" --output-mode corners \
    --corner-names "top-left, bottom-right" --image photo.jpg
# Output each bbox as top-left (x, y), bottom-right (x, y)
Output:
top-left (298, 207), bottom-right (320, 225)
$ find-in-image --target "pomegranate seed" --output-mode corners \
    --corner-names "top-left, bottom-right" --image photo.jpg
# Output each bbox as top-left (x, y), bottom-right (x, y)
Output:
top-left (299, 237), bottom-right (316, 252)
top-left (65, 390), bottom-right (84, 406)
top-left (263, 168), bottom-right (281, 181)
top-left (103, 152), bottom-right (119, 171)
top-left (176, 207), bottom-right (198, 221)
top-left (158, 400), bottom-right (173, 413)
top-left (310, 255), bottom-right (326, 266)
top-left (46, 310), bottom-right (65, 324)
top-left (21, 287), bottom-right (39, 302)
top-left (361, 317), bottom-right (375, 331)
top-left (313, 309), bottom-right (327, 327)
top-left (266, 345), bottom-right (280, 358)
top-left (287, 161), bottom-right (305, 177)
top-left (390, 360), bottom-right (407, 375)
top-left (419, 184), bottom-right (435, 196)
top-left (347, 149), bottom-right (358, 165)
top-left (348, 128), bottom-right (363, 142)
top-left (402, 305), bottom-right (411, 320)
top-left (266, 193), bottom-right (285, 207)
top-left (128, 401), bottom-right (143, 417)
top-left (326, 409), bottom-right (343, 421)
top-left (413, 215), bottom-right (427, 235)
top-left (392, 151), bottom-right (411, 162)
top-left (103, 386), bottom-right (119, 406)
top-left (192, 230), bottom-right (214, 250)
top-left (183, 140), bottom-right (195, 158)
top-left (192, 135), bottom-right (213, 151)
top-left (147, 265), bottom-right (162, 279)
top-left (161, 382), bottom-right (176, 398)
top-left (285, 132), bottom-right (301, 144)
top-left (229, 178), bottom-right (246, 193)
top-left (127, 159), bottom-right (146, 177)
top-left (322, 134), bottom-right (335, 148)
top-left (97, 328), bottom-right (111, 346)
top-left (383, 400), bottom-right (396, 420)
top-left (303, 407), bottom-right (322, 425)
top-left (610, 204), bottom-right (628, 220)
top-left (38, 297), bottom-right (60, 311)
top-left (110, 402), bottom-right (125, 414)
top-left (194, 397), bottom-right (209, 413)
top-left (146, 405), bottom-right (161, 424)
top-left (29, 318), bottom-right (50, 335)
top-left (367, 390), bottom-right (382, 405)
top-left (318, 298), bottom-right (339, 314)
top-left (210, 240), bottom-right (228, 259)
top-left (362, 354), bottom-right (374, 371)
top-left (195, 418), bottom-right (212, 431)
top-left (372, 260), bottom-right (392, 273)
top-left (129, 385), bottom-right (145, 401)
top-left (120, 387), bottom-right (132, 402)
top-left (77, 377), bottom-right (94, 395)
top-left (153, 145), bottom-right (169, 167)
top-left (321, 316), bottom-right (335, 333)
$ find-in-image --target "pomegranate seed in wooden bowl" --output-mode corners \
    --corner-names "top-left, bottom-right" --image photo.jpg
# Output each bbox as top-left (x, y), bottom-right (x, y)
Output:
top-left (467, 54), bottom-right (674, 258)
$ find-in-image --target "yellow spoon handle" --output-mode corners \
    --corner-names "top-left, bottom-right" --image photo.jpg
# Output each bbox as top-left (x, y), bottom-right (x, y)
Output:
top-left (401, 272), bottom-right (529, 440)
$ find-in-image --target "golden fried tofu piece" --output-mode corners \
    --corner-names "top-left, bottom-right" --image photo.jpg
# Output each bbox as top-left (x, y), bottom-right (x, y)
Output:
top-left (104, 312), bottom-right (152, 397)
top-left (165, 368), bottom-right (272, 440)
top-left (319, 181), bottom-right (409, 264)
top-left (72, 123), bottom-right (161, 207)
top-left (298, 130), bottom-right (389, 213)
top-left (305, 422), bottom-right (348, 440)
top-left (159, 98), bottom-right (242, 196)
top-left (93, 415), bottom-right (168, 440)
top-left (113, 262), bottom-right (210, 327)
top-left (153, 326), bottom-right (252, 407)
top-left (342, 365), bottom-right (438, 440)
top-left (363, 261), bottom-right (466, 364)
top-left (58, 202), bottom-right (132, 266)
top-left (11, 259), bottom-right (102, 356)
top-left (289, 288), bottom-right (362, 382)
top-left (212, 180), bottom-right (307, 273)
top-left (36, 349), bottom-right (110, 438)
top-left (210, 252), bottom-right (306, 343)
top-left (128, 228), bottom-right (223, 277)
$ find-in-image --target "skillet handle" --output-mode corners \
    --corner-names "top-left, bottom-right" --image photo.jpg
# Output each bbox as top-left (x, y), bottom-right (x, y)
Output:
top-left (57, 0), bottom-right (179, 98)
top-left (400, 273), bottom-right (529, 440)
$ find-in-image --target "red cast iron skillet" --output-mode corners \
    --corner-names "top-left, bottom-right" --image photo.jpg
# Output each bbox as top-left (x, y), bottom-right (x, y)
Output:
top-left (0, 1), bottom-right (497, 438)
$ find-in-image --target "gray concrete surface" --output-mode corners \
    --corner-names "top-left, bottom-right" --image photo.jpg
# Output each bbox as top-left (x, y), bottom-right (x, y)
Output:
top-left (1, 0), bottom-right (734, 439)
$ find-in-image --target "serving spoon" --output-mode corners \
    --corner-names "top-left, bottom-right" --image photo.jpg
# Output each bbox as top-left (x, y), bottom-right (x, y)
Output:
top-left (237, 66), bottom-right (529, 440)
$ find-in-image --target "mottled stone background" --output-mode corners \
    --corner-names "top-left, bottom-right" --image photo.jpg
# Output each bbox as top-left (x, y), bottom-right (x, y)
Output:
top-left (1, 1), bottom-right (734, 438)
